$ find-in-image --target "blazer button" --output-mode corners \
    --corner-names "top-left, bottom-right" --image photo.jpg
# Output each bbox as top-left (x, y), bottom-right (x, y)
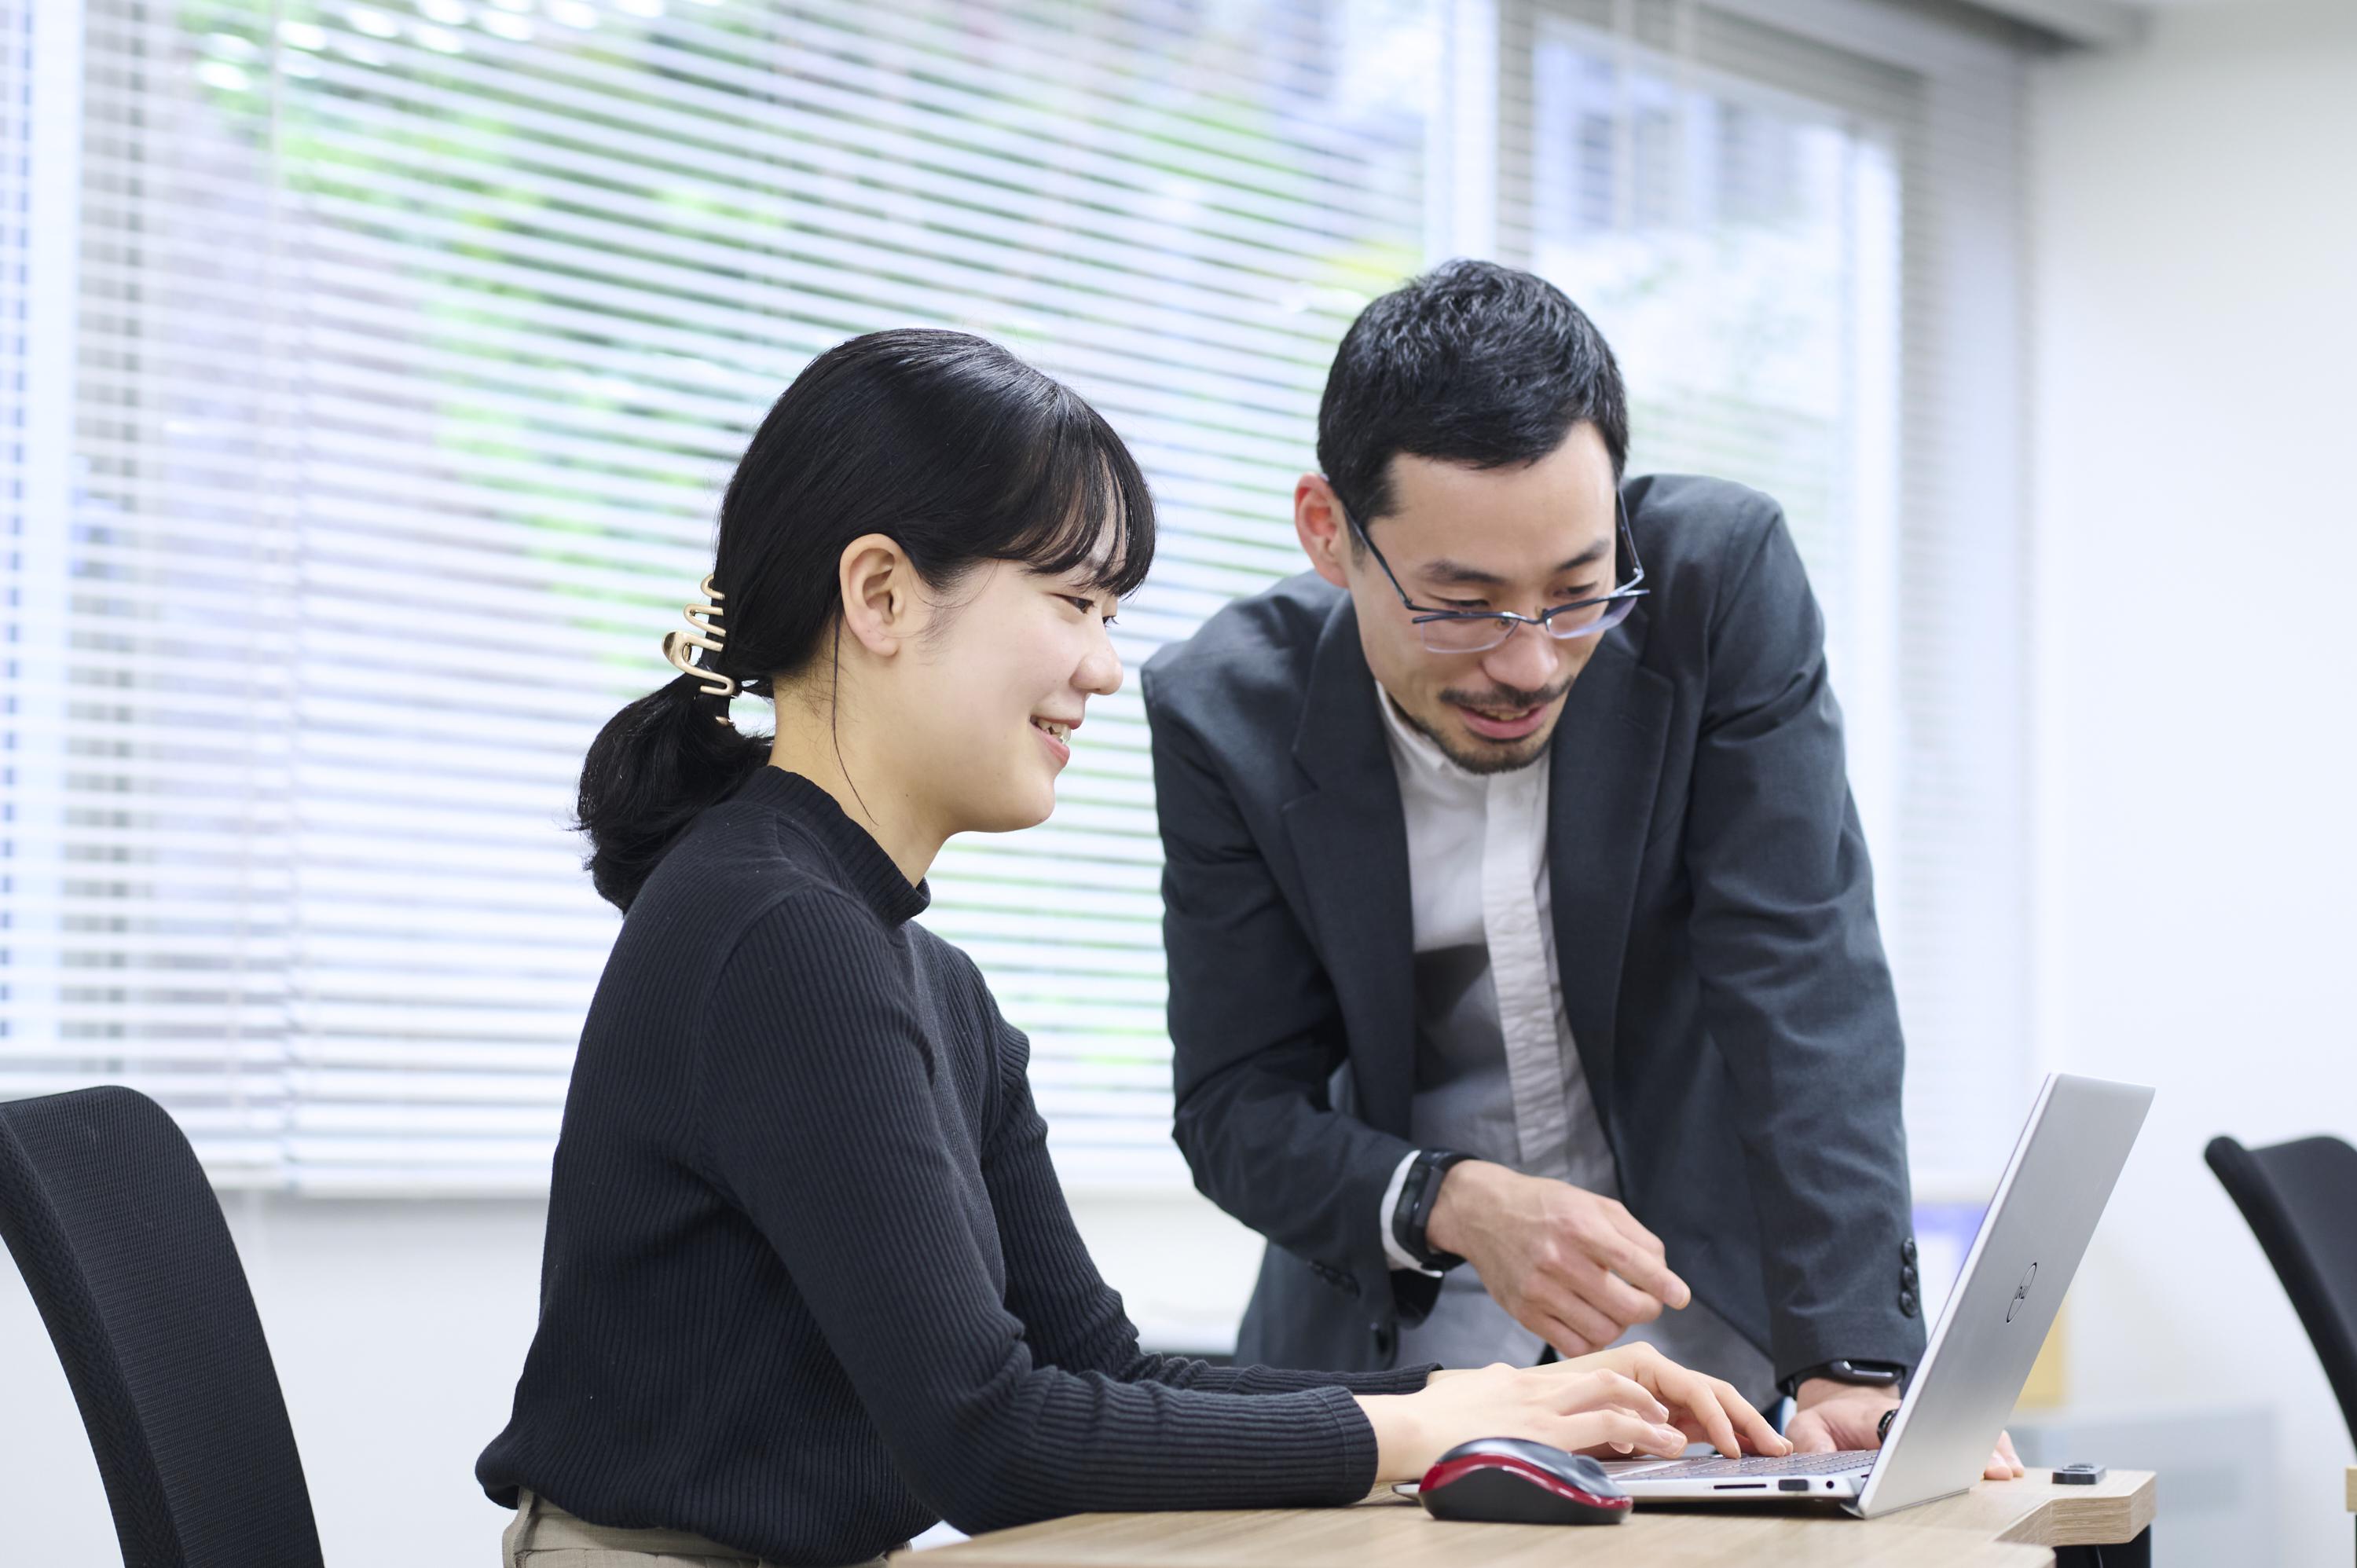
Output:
top-left (1902, 1236), bottom-right (1918, 1265)
top-left (1902, 1263), bottom-right (1919, 1290)
top-left (1898, 1291), bottom-right (1920, 1318)
top-left (1373, 1323), bottom-right (1397, 1358)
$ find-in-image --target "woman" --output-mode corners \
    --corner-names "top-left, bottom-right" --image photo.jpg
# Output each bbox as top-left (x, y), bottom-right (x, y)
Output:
top-left (477, 329), bottom-right (1787, 1567)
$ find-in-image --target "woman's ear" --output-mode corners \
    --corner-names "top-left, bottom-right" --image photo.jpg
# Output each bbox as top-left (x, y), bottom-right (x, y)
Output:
top-left (838, 533), bottom-right (913, 657)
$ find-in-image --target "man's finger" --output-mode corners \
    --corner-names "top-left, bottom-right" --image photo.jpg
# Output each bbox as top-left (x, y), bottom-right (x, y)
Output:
top-left (1596, 1241), bottom-right (1691, 1312)
top-left (1783, 1408), bottom-right (1836, 1455)
top-left (1572, 1214), bottom-right (1688, 1310)
top-left (1602, 1199), bottom-right (1670, 1261)
top-left (1571, 1262), bottom-right (1666, 1328)
top-left (1536, 1286), bottom-right (1622, 1356)
top-left (1543, 1210), bottom-right (1688, 1313)
top-left (1531, 1313), bottom-right (1599, 1361)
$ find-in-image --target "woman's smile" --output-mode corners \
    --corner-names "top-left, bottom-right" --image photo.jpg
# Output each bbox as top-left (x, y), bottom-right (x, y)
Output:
top-left (1030, 713), bottom-right (1080, 764)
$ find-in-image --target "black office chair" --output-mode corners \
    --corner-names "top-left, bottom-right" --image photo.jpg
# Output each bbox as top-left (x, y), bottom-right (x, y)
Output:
top-left (2205, 1133), bottom-right (2357, 1447)
top-left (0, 1086), bottom-right (325, 1568)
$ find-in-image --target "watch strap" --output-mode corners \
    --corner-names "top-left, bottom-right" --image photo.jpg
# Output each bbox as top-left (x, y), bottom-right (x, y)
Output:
top-left (1778, 1358), bottom-right (1908, 1400)
top-left (1392, 1149), bottom-right (1472, 1272)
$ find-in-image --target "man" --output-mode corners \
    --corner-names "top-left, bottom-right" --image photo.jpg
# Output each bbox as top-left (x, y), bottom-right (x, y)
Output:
top-left (1144, 260), bottom-right (2012, 1465)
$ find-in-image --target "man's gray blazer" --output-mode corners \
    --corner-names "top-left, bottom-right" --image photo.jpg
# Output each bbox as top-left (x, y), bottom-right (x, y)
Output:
top-left (1141, 472), bottom-right (1928, 1381)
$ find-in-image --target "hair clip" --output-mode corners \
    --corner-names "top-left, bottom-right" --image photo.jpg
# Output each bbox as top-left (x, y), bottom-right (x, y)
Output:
top-left (662, 573), bottom-right (739, 724)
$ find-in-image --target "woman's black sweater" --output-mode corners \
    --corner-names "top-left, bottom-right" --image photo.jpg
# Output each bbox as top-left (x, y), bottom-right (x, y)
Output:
top-left (476, 767), bottom-right (1431, 1565)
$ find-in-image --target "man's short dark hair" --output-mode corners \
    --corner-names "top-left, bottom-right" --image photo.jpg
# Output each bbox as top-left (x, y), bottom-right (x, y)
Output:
top-left (1316, 258), bottom-right (1628, 525)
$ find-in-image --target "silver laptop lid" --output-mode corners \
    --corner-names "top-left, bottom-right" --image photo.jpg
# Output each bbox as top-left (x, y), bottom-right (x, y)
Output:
top-left (1855, 1072), bottom-right (2152, 1518)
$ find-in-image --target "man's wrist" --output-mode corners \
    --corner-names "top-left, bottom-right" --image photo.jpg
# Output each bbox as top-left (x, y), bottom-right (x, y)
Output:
top-left (1783, 1357), bottom-right (1906, 1401)
top-left (1793, 1376), bottom-right (1901, 1405)
top-left (1391, 1149), bottom-right (1472, 1271)
top-left (1420, 1155), bottom-right (1495, 1259)
top-left (1781, 1357), bottom-right (1905, 1397)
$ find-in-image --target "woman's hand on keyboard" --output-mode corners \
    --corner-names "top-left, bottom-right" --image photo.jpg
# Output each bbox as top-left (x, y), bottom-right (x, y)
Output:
top-left (1549, 1342), bottom-right (1791, 1460)
top-left (1358, 1362), bottom-right (1691, 1482)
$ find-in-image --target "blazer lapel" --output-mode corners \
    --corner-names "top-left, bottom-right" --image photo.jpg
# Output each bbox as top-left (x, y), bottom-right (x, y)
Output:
top-left (1281, 597), bottom-right (1418, 1140)
top-left (1548, 620), bottom-right (1673, 1148)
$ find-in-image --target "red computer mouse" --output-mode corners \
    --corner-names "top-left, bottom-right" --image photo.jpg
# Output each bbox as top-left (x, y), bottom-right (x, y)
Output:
top-left (1416, 1438), bottom-right (1633, 1526)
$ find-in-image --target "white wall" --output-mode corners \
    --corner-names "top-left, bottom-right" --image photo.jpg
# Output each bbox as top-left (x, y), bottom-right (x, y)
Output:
top-left (0, 1189), bottom-right (1263, 1565)
top-left (2027, 3), bottom-right (2357, 1564)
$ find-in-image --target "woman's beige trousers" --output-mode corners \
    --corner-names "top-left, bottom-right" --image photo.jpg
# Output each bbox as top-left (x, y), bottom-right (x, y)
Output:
top-left (500, 1488), bottom-right (895, 1568)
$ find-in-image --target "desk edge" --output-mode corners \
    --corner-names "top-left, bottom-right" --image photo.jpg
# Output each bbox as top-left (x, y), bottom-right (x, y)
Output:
top-left (1992, 1472), bottom-right (2156, 1550)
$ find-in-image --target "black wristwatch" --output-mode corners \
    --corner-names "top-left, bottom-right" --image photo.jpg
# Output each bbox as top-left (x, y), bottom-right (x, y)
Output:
top-left (1391, 1149), bottom-right (1472, 1272)
top-left (1777, 1358), bottom-right (1907, 1401)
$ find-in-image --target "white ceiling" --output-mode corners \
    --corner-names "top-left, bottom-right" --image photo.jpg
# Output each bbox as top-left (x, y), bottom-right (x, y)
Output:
top-left (1970, 0), bottom-right (2255, 50)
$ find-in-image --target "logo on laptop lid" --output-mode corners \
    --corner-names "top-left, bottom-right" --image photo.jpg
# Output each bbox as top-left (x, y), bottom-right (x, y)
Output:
top-left (2004, 1261), bottom-right (2037, 1323)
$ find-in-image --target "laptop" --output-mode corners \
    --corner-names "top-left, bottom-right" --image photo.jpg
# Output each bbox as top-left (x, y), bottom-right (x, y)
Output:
top-left (1598, 1072), bottom-right (2152, 1517)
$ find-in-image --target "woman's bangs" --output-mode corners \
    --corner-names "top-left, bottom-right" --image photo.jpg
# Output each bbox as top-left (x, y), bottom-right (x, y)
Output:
top-left (999, 403), bottom-right (1156, 599)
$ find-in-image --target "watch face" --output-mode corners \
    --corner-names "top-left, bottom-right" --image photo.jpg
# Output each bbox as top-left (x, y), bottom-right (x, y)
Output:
top-left (1839, 1361), bottom-right (1904, 1383)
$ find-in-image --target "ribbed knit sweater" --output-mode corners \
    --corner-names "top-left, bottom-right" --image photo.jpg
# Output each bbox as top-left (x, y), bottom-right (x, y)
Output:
top-left (477, 767), bottom-right (1433, 1566)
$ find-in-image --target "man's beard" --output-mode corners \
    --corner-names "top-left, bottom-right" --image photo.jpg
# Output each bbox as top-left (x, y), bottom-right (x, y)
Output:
top-left (1399, 679), bottom-right (1569, 776)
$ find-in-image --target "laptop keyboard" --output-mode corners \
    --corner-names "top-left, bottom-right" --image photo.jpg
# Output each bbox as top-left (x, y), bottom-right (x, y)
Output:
top-left (1623, 1449), bottom-right (1878, 1479)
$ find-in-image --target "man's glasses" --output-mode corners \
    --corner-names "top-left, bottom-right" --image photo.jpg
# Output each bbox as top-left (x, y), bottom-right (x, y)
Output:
top-left (1342, 493), bottom-right (1651, 655)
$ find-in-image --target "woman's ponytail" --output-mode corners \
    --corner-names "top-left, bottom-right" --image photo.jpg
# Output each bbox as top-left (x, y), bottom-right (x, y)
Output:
top-left (577, 672), bottom-right (769, 911)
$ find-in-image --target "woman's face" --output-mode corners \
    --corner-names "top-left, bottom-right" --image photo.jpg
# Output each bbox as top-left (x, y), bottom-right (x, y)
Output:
top-left (885, 555), bottom-right (1124, 839)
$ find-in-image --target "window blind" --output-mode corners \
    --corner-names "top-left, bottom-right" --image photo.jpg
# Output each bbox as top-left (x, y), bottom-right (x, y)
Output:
top-left (1494, 0), bottom-right (2030, 1189)
top-left (3, 0), bottom-right (1435, 1190)
top-left (1, 10), bottom-right (24, 636)
top-left (3, 0), bottom-right (2026, 1197)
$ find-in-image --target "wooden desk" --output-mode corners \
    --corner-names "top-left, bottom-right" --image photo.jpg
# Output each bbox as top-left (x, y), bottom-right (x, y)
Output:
top-left (920, 1469), bottom-right (2154, 1568)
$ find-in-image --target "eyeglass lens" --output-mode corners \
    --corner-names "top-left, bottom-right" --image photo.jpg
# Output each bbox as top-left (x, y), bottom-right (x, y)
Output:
top-left (1415, 595), bottom-right (1637, 654)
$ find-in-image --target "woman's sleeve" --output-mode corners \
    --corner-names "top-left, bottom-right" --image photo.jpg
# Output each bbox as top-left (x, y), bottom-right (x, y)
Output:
top-left (695, 893), bottom-right (1384, 1536)
top-left (977, 995), bottom-right (1439, 1398)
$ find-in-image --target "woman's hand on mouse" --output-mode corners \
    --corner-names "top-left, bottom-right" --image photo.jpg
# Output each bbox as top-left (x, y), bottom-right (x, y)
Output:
top-left (1545, 1342), bottom-right (1791, 1460)
top-left (1356, 1362), bottom-right (1689, 1482)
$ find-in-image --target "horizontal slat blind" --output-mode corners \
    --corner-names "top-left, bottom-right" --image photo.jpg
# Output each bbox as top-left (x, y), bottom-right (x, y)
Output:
top-left (1494, 0), bottom-right (2029, 1187)
top-left (0, 6), bottom-right (21, 672)
top-left (7, 0), bottom-right (2024, 1198)
top-left (4, 0), bottom-right (1433, 1189)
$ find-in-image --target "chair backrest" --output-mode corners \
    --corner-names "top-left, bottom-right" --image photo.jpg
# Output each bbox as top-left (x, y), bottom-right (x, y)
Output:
top-left (2205, 1132), bottom-right (2357, 1447)
top-left (0, 1086), bottom-right (324, 1568)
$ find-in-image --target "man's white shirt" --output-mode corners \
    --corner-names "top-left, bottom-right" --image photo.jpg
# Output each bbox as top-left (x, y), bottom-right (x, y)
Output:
top-left (1371, 683), bottom-right (1773, 1400)
top-left (1374, 687), bottom-right (1616, 1269)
